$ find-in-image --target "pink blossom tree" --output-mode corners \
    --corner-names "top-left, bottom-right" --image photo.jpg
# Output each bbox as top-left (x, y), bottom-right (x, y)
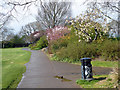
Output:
top-left (46, 26), bottom-right (70, 54)
top-left (46, 26), bottom-right (70, 43)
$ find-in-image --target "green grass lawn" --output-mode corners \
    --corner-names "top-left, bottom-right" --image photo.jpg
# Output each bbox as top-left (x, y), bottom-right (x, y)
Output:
top-left (2, 48), bottom-right (31, 89)
top-left (91, 60), bottom-right (118, 68)
top-left (76, 73), bottom-right (119, 88)
top-left (76, 75), bottom-right (108, 88)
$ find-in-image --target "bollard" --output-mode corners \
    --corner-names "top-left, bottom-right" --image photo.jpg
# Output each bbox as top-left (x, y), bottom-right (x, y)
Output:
top-left (80, 58), bottom-right (93, 80)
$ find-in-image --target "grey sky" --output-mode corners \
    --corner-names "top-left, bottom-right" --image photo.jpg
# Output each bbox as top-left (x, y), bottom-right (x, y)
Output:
top-left (1, 0), bottom-right (119, 34)
top-left (7, 1), bottom-right (87, 34)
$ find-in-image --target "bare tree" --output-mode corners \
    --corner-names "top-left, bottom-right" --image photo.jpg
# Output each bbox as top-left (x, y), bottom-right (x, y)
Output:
top-left (0, 26), bottom-right (14, 41)
top-left (84, 1), bottom-right (120, 22)
top-left (36, 1), bottom-right (71, 29)
top-left (19, 21), bottom-right (42, 43)
top-left (20, 21), bottom-right (42, 36)
top-left (0, 12), bottom-right (13, 41)
top-left (1, 0), bottom-right (71, 29)
top-left (83, 1), bottom-right (120, 37)
top-left (0, 0), bottom-right (38, 30)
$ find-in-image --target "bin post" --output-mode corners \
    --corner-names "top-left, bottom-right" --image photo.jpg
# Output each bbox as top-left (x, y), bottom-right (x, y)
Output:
top-left (80, 58), bottom-right (93, 80)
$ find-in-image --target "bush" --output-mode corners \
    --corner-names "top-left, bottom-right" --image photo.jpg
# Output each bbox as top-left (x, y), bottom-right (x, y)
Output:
top-left (46, 26), bottom-right (70, 53)
top-left (2, 41), bottom-right (14, 48)
top-left (48, 26), bottom-right (119, 62)
top-left (29, 36), bottom-right (48, 50)
top-left (100, 40), bottom-right (119, 60)
top-left (49, 30), bottom-right (78, 54)
top-left (54, 39), bottom-right (119, 62)
top-left (51, 37), bottom-right (69, 53)
top-left (56, 41), bottom-right (98, 62)
top-left (2, 35), bottom-right (27, 48)
top-left (28, 44), bottom-right (33, 48)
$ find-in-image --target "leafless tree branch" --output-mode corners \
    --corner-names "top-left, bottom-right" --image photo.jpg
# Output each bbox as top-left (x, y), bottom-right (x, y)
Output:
top-left (7, 0), bottom-right (38, 6)
top-left (83, 1), bottom-right (120, 22)
top-left (36, 1), bottom-right (71, 29)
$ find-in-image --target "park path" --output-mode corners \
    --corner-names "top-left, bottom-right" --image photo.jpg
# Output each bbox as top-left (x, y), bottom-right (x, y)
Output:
top-left (17, 48), bottom-right (112, 88)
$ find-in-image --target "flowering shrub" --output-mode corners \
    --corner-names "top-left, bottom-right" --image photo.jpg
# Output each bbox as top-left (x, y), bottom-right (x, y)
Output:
top-left (30, 30), bottom-right (46, 43)
top-left (46, 26), bottom-right (70, 43)
top-left (46, 26), bottom-right (70, 53)
top-left (66, 8), bottom-right (109, 43)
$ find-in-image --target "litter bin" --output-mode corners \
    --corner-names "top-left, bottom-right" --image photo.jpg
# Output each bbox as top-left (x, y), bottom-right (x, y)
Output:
top-left (80, 58), bottom-right (93, 80)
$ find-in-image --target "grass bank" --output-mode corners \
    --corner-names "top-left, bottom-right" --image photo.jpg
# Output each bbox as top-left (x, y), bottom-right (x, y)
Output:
top-left (50, 54), bottom-right (118, 68)
top-left (2, 48), bottom-right (31, 89)
top-left (76, 68), bottom-right (119, 88)
top-left (76, 75), bottom-right (108, 88)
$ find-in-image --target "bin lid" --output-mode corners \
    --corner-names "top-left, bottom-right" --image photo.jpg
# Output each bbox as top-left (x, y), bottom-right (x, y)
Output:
top-left (80, 58), bottom-right (91, 60)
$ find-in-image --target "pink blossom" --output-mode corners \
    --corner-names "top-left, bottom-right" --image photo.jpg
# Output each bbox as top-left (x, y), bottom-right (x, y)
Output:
top-left (46, 26), bottom-right (70, 42)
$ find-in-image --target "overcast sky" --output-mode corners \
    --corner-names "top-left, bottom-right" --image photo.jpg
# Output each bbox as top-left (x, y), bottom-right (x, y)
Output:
top-left (6, 0), bottom-right (87, 34)
top-left (1, 0), bottom-right (119, 34)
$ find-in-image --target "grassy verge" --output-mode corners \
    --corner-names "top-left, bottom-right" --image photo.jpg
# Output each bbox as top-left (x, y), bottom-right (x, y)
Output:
top-left (76, 75), bottom-right (108, 88)
top-left (73, 60), bottom-right (118, 68)
top-left (50, 54), bottom-right (118, 68)
top-left (2, 48), bottom-right (31, 89)
top-left (76, 70), bottom-right (119, 88)
top-left (91, 60), bottom-right (118, 68)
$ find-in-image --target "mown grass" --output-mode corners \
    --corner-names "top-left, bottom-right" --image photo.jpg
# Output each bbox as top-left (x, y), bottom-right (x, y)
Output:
top-left (76, 75), bottom-right (108, 88)
top-left (91, 60), bottom-right (118, 68)
top-left (76, 70), bottom-right (119, 88)
top-left (2, 48), bottom-right (31, 89)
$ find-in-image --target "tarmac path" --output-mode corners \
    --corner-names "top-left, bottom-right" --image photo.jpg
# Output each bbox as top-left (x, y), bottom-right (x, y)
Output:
top-left (17, 48), bottom-right (112, 88)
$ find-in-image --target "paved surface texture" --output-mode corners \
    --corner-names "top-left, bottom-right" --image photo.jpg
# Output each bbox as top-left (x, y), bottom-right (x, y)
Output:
top-left (17, 48), bottom-right (112, 88)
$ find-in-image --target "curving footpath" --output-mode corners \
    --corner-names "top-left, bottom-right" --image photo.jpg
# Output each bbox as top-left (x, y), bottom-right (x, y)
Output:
top-left (17, 48), bottom-right (112, 88)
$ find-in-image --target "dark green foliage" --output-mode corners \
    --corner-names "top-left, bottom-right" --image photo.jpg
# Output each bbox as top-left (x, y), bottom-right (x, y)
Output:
top-left (50, 31), bottom-right (78, 53)
top-left (100, 40), bottom-right (119, 60)
top-left (51, 54), bottom-right (74, 63)
top-left (51, 38), bottom-right (119, 62)
top-left (11, 35), bottom-right (25, 44)
top-left (56, 41), bottom-right (98, 61)
top-left (29, 36), bottom-right (48, 50)
top-left (48, 26), bottom-right (119, 61)
top-left (2, 41), bottom-right (14, 48)
top-left (51, 38), bottom-right (69, 53)
top-left (2, 35), bottom-right (26, 48)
